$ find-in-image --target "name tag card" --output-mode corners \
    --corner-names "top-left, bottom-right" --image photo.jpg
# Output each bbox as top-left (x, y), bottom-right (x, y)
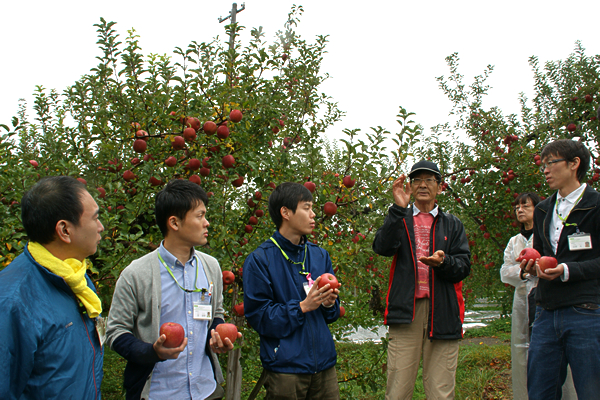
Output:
top-left (568, 233), bottom-right (592, 251)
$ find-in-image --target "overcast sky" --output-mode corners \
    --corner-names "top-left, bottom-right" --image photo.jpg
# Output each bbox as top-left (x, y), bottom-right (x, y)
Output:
top-left (2, 1), bottom-right (599, 142)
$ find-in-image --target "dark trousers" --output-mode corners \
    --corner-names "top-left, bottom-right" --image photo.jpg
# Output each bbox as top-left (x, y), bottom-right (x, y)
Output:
top-left (264, 366), bottom-right (340, 400)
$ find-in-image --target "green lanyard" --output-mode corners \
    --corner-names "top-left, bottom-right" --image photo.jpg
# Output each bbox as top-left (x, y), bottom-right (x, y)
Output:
top-left (270, 237), bottom-right (309, 275)
top-left (555, 189), bottom-right (585, 227)
top-left (157, 252), bottom-right (204, 293)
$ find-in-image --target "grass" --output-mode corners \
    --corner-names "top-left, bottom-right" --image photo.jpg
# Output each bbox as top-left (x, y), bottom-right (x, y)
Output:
top-left (101, 318), bottom-right (512, 399)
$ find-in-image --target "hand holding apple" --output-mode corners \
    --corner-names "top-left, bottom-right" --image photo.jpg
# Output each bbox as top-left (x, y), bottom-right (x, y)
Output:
top-left (536, 257), bottom-right (564, 281)
top-left (300, 275), bottom-right (340, 312)
top-left (210, 324), bottom-right (242, 353)
top-left (153, 325), bottom-right (188, 360)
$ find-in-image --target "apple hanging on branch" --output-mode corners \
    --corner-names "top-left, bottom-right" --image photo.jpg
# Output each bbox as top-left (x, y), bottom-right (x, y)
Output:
top-left (223, 270), bottom-right (235, 285)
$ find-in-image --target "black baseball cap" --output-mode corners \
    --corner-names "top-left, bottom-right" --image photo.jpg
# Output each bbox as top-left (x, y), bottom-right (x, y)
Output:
top-left (408, 160), bottom-right (441, 179)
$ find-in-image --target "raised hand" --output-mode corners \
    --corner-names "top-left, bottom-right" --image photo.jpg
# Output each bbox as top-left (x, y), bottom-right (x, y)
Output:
top-left (392, 174), bottom-right (412, 208)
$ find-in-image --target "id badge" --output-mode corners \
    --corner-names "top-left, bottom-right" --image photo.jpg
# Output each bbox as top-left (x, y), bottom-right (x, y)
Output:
top-left (95, 315), bottom-right (106, 347)
top-left (568, 232), bottom-right (592, 251)
top-left (194, 295), bottom-right (212, 320)
top-left (303, 282), bottom-right (311, 296)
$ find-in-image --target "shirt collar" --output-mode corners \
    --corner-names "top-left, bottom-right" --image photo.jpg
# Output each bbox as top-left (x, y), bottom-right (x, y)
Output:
top-left (557, 183), bottom-right (586, 204)
top-left (158, 241), bottom-right (195, 268)
top-left (413, 203), bottom-right (439, 217)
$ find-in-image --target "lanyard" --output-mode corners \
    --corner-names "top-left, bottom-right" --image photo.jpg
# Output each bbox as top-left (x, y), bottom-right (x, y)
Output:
top-left (555, 189), bottom-right (585, 227)
top-left (270, 237), bottom-right (309, 275)
top-left (157, 252), bottom-right (206, 293)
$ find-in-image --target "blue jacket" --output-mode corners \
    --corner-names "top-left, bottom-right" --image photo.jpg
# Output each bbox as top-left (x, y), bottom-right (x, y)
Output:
top-left (0, 246), bottom-right (103, 400)
top-left (243, 231), bottom-right (339, 374)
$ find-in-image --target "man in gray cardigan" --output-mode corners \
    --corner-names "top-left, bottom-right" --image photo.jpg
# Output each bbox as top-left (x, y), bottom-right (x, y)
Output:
top-left (107, 180), bottom-right (238, 400)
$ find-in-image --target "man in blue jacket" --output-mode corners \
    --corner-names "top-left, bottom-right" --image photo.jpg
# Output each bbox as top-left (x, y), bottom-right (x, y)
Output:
top-left (243, 182), bottom-right (341, 399)
top-left (523, 139), bottom-right (600, 399)
top-left (0, 176), bottom-right (105, 399)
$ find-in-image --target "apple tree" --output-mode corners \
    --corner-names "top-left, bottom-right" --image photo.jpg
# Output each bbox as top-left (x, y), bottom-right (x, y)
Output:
top-left (410, 42), bottom-right (600, 314)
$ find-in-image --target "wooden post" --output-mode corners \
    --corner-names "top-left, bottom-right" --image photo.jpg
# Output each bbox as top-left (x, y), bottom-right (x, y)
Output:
top-left (225, 348), bottom-right (243, 400)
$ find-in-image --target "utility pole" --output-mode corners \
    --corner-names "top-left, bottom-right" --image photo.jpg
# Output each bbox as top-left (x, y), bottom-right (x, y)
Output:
top-left (218, 2), bottom-right (246, 51)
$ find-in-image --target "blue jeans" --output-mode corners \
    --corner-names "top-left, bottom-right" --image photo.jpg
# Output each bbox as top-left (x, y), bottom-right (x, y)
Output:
top-left (527, 305), bottom-right (600, 400)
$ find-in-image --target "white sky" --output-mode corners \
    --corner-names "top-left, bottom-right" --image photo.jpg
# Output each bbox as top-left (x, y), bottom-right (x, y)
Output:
top-left (2, 1), bottom-right (599, 141)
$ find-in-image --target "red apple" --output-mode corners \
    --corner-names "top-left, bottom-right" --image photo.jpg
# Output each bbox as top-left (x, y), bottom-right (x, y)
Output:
top-left (77, 178), bottom-right (87, 185)
top-left (567, 123), bottom-right (577, 132)
top-left (130, 122), bottom-right (142, 131)
top-left (165, 156), bottom-right (177, 167)
top-left (172, 135), bottom-right (185, 150)
top-left (317, 273), bottom-right (339, 290)
top-left (304, 181), bottom-right (316, 193)
top-left (123, 170), bottom-right (136, 182)
top-left (538, 256), bottom-right (558, 273)
top-left (255, 209), bottom-right (264, 217)
top-left (160, 322), bottom-right (185, 348)
top-left (516, 248), bottom-right (541, 263)
top-left (135, 129), bottom-right (148, 141)
top-left (183, 127), bottom-right (197, 142)
top-left (185, 117), bottom-right (201, 131)
top-left (342, 175), bottom-right (356, 188)
top-left (215, 323), bottom-right (238, 345)
top-left (28, 160), bottom-right (38, 168)
top-left (254, 191), bottom-right (262, 200)
top-left (149, 177), bottom-right (162, 187)
top-left (133, 139), bottom-right (147, 153)
top-left (143, 154), bottom-right (154, 162)
top-left (324, 202), bottom-right (337, 217)
top-left (189, 175), bottom-right (202, 185)
top-left (233, 303), bottom-right (244, 317)
top-left (248, 216), bottom-right (258, 225)
top-left (222, 155), bottom-right (235, 169)
top-left (223, 270), bottom-right (235, 285)
top-left (131, 157), bottom-right (140, 165)
top-left (188, 158), bottom-right (200, 171)
top-left (203, 121), bottom-right (218, 135)
top-left (217, 125), bottom-right (230, 139)
top-left (97, 187), bottom-right (106, 199)
top-left (229, 109), bottom-right (243, 123)
top-left (232, 175), bottom-right (244, 187)
top-left (339, 305), bottom-right (346, 318)
top-left (244, 224), bottom-right (253, 233)
top-left (199, 167), bottom-right (210, 177)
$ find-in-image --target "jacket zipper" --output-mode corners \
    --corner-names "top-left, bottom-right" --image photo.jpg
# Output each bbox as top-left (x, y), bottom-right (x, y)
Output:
top-left (402, 219), bottom-right (417, 321)
top-left (429, 218), bottom-right (438, 338)
top-left (80, 312), bottom-right (98, 399)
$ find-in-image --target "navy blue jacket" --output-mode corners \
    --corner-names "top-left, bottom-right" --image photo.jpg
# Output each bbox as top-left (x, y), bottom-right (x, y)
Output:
top-left (243, 231), bottom-right (339, 374)
top-left (0, 246), bottom-right (103, 399)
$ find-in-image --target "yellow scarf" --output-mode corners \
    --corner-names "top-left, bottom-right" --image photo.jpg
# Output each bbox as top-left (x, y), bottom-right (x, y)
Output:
top-left (28, 242), bottom-right (102, 318)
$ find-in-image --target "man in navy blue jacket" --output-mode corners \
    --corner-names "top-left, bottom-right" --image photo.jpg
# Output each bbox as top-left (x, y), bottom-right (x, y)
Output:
top-left (243, 182), bottom-right (341, 399)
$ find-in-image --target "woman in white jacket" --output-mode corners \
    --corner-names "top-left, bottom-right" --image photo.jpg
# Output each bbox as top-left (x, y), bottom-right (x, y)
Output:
top-left (500, 192), bottom-right (575, 399)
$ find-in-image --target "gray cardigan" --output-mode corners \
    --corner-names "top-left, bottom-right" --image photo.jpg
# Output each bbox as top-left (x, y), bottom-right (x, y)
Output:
top-left (106, 248), bottom-right (225, 398)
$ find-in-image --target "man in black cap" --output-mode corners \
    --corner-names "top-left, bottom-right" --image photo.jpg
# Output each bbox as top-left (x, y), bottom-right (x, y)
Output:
top-left (373, 160), bottom-right (471, 400)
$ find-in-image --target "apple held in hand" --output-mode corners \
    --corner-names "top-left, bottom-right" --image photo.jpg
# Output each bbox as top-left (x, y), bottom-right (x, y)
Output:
top-left (317, 273), bottom-right (339, 290)
top-left (216, 323), bottom-right (238, 345)
top-left (516, 248), bottom-right (541, 263)
top-left (160, 322), bottom-right (185, 348)
top-left (538, 256), bottom-right (558, 273)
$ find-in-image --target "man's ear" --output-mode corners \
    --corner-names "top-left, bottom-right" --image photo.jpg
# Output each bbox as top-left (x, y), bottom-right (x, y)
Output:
top-left (55, 220), bottom-right (73, 244)
top-left (570, 157), bottom-right (581, 171)
top-left (167, 215), bottom-right (180, 232)
top-left (280, 206), bottom-right (290, 222)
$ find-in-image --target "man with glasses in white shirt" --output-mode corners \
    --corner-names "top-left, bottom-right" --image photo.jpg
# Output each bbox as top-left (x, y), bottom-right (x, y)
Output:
top-left (373, 160), bottom-right (471, 399)
top-left (522, 139), bottom-right (600, 400)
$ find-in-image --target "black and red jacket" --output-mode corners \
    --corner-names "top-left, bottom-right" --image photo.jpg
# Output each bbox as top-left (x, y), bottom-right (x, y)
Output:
top-left (372, 204), bottom-right (471, 339)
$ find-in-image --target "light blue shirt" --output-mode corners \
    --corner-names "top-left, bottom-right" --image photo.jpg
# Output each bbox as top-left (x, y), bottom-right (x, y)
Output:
top-left (149, 243), bottom-right (216, 400)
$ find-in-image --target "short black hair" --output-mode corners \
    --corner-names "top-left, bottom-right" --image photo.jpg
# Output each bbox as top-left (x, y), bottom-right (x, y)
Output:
top-left (513, 192), bottom-right (542, 219)
top-left (21, 176), bottom-right (88, 244)
top-left (155, 179), bottom-right (209, 236)
top-left (268, 182), bottom-right (313, 229)
top-left (541, 139), bottom-right (591, 183)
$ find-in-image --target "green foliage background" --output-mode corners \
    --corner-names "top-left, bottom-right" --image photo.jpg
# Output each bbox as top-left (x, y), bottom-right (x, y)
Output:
top-left (1, 5), bottom-right (599, 397)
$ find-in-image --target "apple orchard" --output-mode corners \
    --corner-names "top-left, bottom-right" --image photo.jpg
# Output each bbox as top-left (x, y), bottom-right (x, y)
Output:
top-left (1, 6), bottom-right (600, 396)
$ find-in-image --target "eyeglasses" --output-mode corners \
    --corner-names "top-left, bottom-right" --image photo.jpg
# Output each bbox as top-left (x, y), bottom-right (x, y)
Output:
top-left (514, 204), bottom-right (532, 211)
top-left (410, 178), bottom-right (438, 185)
top-left (539, 158), bottom-right (567, 173)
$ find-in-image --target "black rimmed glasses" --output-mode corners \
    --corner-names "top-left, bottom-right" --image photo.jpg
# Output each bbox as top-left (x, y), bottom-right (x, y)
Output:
top-left (539, 158), bottom-right (567, 173)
